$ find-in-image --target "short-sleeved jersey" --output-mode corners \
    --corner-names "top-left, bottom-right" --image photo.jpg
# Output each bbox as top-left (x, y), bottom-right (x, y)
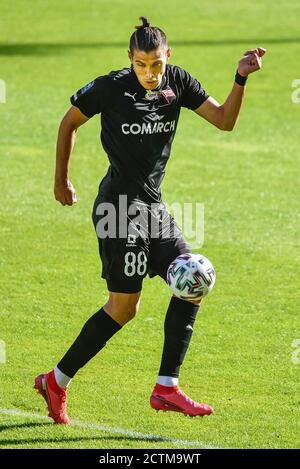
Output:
top-left (71, 64), bottom-right (209, 202)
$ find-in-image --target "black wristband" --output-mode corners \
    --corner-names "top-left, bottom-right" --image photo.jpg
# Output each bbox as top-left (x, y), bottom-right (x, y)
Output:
top-left (235, 70), bottom-right (248, 86)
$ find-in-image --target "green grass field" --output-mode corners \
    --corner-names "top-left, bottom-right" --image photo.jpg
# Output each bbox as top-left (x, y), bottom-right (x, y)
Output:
top-left (0, 0), bottom-right (299, 449)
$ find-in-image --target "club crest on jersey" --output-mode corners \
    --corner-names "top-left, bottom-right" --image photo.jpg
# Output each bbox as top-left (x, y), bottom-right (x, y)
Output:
top-left (161, 88), bottom-right (176, 104)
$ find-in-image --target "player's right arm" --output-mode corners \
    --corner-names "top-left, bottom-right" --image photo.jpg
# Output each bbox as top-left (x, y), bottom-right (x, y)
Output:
top-left (54, 106), bottom-right (89, 206)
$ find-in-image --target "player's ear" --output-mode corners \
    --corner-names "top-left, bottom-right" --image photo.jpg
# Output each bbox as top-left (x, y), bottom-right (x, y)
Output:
top-left (128, 50), bottom-right (133, 62)
top-left (166, 48), bottom-right (171, 60)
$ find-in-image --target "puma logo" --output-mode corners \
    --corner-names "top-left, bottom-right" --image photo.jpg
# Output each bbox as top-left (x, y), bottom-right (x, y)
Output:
top-left (124, 92), bottom-right (137, 102)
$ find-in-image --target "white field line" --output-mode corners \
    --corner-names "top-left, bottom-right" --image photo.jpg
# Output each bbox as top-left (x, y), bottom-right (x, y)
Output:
top-left (0, 408), bottom-right (220, 449)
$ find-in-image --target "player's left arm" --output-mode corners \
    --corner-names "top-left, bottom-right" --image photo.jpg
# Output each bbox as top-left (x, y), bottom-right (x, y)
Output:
top-left (194, 47), bottom-right (266, 131)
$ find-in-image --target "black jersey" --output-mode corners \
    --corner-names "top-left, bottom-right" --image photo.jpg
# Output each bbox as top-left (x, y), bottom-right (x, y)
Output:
top-left (71, 64), bottom-right (209, 202)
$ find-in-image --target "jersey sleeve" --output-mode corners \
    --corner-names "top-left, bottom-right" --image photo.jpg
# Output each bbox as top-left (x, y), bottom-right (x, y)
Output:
top-left (181, 69), bottom-right (209, 110)
top-left (70, 76), bottom-right (113, 118)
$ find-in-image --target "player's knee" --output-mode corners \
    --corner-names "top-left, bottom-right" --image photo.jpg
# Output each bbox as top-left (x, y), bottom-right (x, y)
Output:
top-left (126, 303), bottom-right (139, 321)
top-left (183, 297), bottom-right (203, 306)
top-left (111, 303), bottom-right (139, 325)
top-left (105, 291), bottom-right (141, 325)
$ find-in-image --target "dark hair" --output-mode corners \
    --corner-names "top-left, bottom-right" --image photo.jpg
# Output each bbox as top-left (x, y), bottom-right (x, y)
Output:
top-left (129, 16), bottom-right (168, 54)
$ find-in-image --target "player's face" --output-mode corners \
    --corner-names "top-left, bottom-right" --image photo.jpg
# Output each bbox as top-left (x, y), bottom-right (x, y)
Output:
top-left (129, 47), bottom-right (171, 90)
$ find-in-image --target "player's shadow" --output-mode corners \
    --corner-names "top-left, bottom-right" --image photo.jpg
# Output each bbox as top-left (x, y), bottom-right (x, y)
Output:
top-left (0, 435), bottom-right (164, 446)
top-left (0, 37), bottom-right (299, 56)
top-left (0, 421), bottom-right (167, 446)
top-left (0, 422), bottom-right (50, 433)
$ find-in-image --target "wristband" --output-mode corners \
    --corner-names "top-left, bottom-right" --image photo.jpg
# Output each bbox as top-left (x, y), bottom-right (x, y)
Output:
top-left (235, 70), bottom-right (248, 86)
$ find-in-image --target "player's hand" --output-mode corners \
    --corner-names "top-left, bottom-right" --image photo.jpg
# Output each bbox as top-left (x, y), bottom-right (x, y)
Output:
top-left (54, 179), bottom-right (77, 206)
top-left (238, 47), bottom-right (266, 77)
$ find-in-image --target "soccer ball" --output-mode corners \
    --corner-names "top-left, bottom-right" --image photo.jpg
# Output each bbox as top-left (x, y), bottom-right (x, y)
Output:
top-left (167, 253), bottom-right (216, 302)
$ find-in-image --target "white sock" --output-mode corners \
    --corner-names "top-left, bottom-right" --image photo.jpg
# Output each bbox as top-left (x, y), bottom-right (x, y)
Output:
top-left (54, 366), bottom-right (72, 389)
top-left (157, 376), bottom-right (179, 387)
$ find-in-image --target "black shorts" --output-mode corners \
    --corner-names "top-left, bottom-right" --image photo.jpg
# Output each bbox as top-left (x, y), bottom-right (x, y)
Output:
top-left (92, 194), bottom-right (190, 293)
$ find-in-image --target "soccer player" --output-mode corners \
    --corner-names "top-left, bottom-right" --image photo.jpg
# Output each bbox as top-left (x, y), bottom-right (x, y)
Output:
top-left (34, 17), bottom-right (266, 423)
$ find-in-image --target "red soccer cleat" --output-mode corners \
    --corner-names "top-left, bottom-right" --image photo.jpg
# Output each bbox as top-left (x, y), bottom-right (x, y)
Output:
top-left (34, 370), bottom-right (70, 424)
top-left (150, 384), bottom-right (214, 417)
